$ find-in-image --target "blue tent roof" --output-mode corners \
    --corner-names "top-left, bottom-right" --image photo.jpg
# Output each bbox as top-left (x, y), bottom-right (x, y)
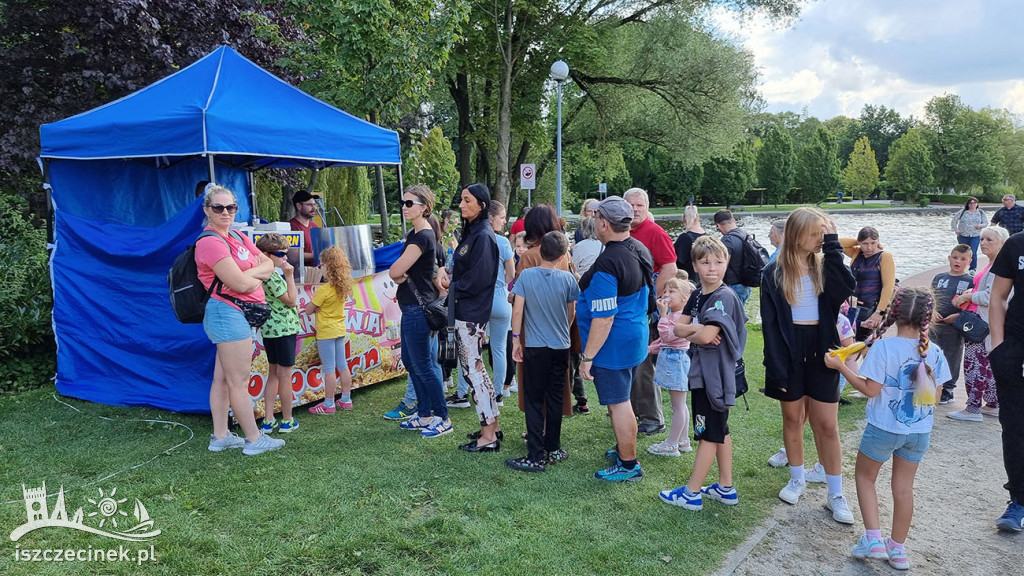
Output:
top-left (40, 46), bottom-right (400, 168)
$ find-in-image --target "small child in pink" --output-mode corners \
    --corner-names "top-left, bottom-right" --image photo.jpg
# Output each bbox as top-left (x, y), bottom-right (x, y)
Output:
top-left (647, 277), bottom-right (696, 457)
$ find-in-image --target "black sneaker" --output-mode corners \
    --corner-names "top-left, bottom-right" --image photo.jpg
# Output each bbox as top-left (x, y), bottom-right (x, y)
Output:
top-left (939, 389), bottom-right (954, 405)
top-left (546, 449), bottom-right (569, 464)
top-left (446, 393), bottom-right (471, 408)
top-left (572, 404), bottom-right (590, 415)
top-left (506, 456), bottom-right (546, 472)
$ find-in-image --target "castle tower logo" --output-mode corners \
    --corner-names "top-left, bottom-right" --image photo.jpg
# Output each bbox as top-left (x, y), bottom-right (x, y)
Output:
top-left (10, 483), bottom-right (161, 542)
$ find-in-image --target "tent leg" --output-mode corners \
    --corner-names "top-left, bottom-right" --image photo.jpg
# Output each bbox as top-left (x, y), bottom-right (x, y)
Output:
top-left (207, 154), bottom-right (216, 184)
top-left (397, 164), bottom-right (406, 237)
top-left (42, 159), bottom-right (53, 246)
top-left (375, 165), bottom-right (388, 244)
top-left (248, 170), bottom-right (257, 225)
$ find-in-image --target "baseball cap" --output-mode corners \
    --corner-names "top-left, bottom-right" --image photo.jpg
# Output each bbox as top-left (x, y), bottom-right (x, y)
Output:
top-left (596, 196), bottom-right (633, 224)
top-left (292, 190), bottom-right (321, 204)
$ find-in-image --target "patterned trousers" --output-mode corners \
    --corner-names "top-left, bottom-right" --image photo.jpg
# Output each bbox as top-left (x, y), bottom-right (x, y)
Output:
top-left (963, 340), bottom-right (998, 412)
top-left (456, 320), bottom-right (499, 425)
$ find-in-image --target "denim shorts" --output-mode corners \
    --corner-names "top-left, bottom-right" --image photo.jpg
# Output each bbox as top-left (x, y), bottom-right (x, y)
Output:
top-left (203, 298), bottom-right (253, 344)
top-left (591, 365), bottom-right (637, 406)
top-left (859, 422), bottom-right (931, 464)
top-left (654, 348), bottom-right (690, 391)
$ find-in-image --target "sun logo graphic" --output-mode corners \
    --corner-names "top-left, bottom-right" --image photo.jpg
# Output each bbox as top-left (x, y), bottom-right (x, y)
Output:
top-left (9, 483), bottom-right (161, 542)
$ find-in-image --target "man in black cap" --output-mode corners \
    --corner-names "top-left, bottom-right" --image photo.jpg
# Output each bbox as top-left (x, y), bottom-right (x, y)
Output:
top-left (290, 190), bottom-right (320, 265)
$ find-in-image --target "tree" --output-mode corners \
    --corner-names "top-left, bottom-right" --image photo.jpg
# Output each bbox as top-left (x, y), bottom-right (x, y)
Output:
top-left (756, 127), bottom-right (795, 206)
top-left (858, 104), bottom-right (912, 174)
top-left (885, 129), bottom-right (934, 201)
top-left (923, 94), bottom-right (1003, 192)
top-left (702, 141), bottom-right (757, 207)
top-left (794, 126), bottom-right (841, 203)
top-left (982, 107), bottom-right (1024, 191)
top-left (409, 127), bottom-right (461, 207)
top-left (823, 116), bottom-right (863, 169)
top-left (1, 0), bottom-right (302, 206)
top-left (842, 136), bottom-right (880, 204)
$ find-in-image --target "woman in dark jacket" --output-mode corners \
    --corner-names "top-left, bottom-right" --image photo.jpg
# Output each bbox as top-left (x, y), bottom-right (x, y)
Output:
top-left (761, 207), bottom-right (856, 524)
top-left (452, 183), bottom-right (501, 452)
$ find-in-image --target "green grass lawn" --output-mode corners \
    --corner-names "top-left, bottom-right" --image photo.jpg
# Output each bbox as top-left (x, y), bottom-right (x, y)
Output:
top-left (0, 328), bottom-right (864, 575)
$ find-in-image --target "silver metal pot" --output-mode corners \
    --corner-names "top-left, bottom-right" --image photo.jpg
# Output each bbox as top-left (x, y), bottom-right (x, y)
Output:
top-left (311, 225), bottom-right (376, 278)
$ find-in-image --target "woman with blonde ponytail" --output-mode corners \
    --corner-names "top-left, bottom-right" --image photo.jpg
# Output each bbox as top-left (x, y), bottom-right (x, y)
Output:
top-left (826, 286), bottom-right (950, 569)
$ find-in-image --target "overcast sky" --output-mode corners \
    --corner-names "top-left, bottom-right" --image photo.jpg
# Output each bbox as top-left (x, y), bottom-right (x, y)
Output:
top-left (710, 0), bottom-right (1024, 121)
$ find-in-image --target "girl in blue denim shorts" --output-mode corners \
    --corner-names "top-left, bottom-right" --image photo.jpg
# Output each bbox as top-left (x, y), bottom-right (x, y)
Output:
top-left (825, 286), bottom-right (951, 571)
top-left (647, 277), bottom-right (695, 457)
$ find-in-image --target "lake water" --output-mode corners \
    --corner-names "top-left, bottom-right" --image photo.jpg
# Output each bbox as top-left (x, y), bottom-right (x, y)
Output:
top-left (654, 209), bottom-right (963, 279)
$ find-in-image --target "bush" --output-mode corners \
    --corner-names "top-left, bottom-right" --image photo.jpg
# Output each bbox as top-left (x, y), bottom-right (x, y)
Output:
top-left (0, 196), bottom-right (55, 393)
top-left (919, 197), bottom-right (930, 207)
top-left (985, 183), bottom-right (1018, 203)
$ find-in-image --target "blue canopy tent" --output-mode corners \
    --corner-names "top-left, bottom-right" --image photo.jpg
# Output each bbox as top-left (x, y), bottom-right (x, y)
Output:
top-left (40, 46), bottom-right (402, 412)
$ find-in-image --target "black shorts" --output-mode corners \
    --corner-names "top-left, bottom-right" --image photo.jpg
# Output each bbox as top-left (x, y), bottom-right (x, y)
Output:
top-left (765, 324), bottom-right (840, 403)
top-left (263, 334), bottom-right (297, 367)
top-left (691, 387), bottom-right (729, 444)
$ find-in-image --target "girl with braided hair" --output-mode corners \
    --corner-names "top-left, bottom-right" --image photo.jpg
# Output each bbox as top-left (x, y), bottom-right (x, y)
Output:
top-left (825, 286), bottom-right (951, 571)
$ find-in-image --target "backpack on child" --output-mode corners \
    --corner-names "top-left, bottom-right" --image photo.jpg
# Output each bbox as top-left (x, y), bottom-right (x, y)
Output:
top-left (736, 230), bottom-right (770, 287)
top-left (168, 230), bottom-right (240, 323)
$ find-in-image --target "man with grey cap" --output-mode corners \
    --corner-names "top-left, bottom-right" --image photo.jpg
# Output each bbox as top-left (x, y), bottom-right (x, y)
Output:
top-left (577, 196), bottom-right (655, 482)
top-left (624, 187), bottom-right (678, 435)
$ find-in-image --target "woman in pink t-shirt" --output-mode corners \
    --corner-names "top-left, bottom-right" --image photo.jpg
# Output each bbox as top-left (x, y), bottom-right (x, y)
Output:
top-left (194, 185), bottom-right (282, 456)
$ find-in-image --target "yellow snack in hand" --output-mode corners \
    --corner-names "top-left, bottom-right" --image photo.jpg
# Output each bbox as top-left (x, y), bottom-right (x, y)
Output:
top-left (828, 341), bottom-right (867, 363)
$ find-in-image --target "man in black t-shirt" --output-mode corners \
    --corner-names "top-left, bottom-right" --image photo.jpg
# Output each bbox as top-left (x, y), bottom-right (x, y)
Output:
top-left (988, 232), bottom-right (1024, 532)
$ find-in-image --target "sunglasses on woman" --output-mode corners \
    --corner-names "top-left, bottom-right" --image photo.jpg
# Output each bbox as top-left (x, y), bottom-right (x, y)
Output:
top-left (401, 199), bottom-right (424, 208)
top-left (209, 203), bottom-right (239, 214)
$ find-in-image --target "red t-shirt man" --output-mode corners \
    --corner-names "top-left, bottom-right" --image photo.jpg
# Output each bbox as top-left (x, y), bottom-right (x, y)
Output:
top-left (289, 190), bottom-right (320, 262)
top-left (630, 216), bottom-right (676, 275)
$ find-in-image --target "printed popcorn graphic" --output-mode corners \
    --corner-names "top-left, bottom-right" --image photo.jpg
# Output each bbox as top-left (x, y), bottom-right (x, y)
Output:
top-left (10, 483), bottom-right (161, 542)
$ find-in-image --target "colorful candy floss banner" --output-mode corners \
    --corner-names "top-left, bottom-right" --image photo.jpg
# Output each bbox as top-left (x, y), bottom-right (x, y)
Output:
top-left (247, 271), bottom-right (406, 419)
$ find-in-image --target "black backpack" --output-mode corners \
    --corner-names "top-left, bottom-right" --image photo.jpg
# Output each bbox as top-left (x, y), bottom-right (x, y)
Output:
top-left (737, 230), bottom-right (770, 287)
top-left (168, 230), bottom-right (239, 323)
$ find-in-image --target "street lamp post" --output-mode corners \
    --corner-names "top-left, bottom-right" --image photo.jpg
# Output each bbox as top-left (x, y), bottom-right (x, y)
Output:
top-left (550, 60), bottom-right (569, 217)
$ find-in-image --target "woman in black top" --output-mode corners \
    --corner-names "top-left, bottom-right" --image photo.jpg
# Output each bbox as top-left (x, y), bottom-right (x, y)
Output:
top-left (389, 186), bottom-right (452, 438)
top-left (673, 204), bottom-right (707, 282)
top-left (452, 183), bottom-right (501, 452)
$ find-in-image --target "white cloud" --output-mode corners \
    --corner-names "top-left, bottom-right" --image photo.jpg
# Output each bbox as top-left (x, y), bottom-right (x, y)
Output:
top-left (710, 0), bottom-right (1024, 119)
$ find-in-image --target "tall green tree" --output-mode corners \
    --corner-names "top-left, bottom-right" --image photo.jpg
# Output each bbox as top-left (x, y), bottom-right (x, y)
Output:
top-left (756, 127), bottom-right (795, 206)
top-left (409, 126), bottom-right (461, 207)
top-left (702, 140), bottom-right (756, 207)
top-left (842, 136), bottom-right (880, 204)
top-left (794, 126), bottom-right (841, 203)
top-left (885, 129), bottom-right (934, 201)
top-left (823, 116), bottom-right (863, 168)
top-left (858, 104), bottom-right (912, 174)
top-left (923, 94), bottom-right (1003, 193)
top-left (982, 107), bottom-right (1024, 191)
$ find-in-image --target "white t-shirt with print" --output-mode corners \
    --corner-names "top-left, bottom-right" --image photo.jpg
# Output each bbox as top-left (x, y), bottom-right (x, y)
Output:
top-left (858, 336), bottom-right (951, 435)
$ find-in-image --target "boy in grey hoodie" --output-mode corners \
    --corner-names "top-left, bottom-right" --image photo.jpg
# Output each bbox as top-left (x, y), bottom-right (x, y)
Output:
top-left (658, 236), bottom-right (747, 511)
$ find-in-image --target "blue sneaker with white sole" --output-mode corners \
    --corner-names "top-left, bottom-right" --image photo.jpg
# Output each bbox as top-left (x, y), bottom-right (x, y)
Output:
top-left (659, 485), bottom-right (702, 510)
top-left (700, 483), bottom-right (738, 506)
top-left (996, 500), bottom-right (1024, 532)
top-left (278, 418), bottom-right (299, 433)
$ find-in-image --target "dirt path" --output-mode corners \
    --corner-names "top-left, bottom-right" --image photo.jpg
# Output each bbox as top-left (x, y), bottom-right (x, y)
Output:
top-left (716, 263), bottom-right (1024, 575)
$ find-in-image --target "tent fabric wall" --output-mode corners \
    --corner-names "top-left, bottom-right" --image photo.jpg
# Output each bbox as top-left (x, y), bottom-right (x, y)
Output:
top-left (49, 158), bottom-right (250, 228)
top-left (52, 200), bottom-right (217, 412)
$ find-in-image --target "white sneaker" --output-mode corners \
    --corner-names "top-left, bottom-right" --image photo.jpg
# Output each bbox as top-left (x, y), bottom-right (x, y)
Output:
top-left (981, 406), bottom-right (1000, 418)
top-left (678, 440), bottom-right (693, 453)
top-left (509, 377), bottom-right (519, 393)
top-left (946, 410), bottom-right (983, 422)
top-left (779, 478), bottom-right (806, 504)
top-left (768, 447), bottom-right (788, 468)
top-left (828, 493), bottom-right (855, 524)
top-left (805, 462), bottom-right (826, 484)
top-left (242, 432), bottom-right (285, 455)
top-left (208, 432), bottom-right (245, 452)
top-left (647, 440), bottom-right (681, 457)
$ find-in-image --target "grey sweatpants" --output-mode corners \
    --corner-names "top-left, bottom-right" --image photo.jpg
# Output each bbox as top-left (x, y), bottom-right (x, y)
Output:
top-left (630, 321), bottom-right (664, 426)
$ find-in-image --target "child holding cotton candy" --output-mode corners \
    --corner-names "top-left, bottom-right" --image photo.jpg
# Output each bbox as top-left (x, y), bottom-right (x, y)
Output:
top-left (824, 286), bottom-right (950, 571)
